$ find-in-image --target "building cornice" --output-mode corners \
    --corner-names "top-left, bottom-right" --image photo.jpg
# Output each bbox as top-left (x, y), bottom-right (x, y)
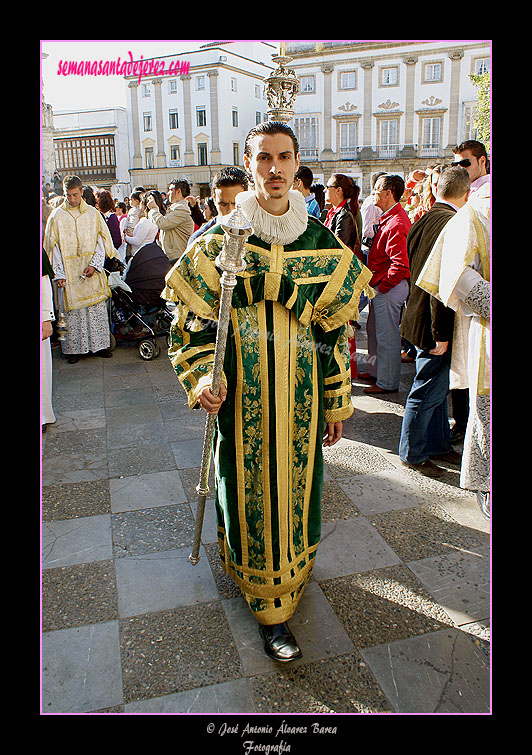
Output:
top-left (286, 41), bottom-right (489, 69)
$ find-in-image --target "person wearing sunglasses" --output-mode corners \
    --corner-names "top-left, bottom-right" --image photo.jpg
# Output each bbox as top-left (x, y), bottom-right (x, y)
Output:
top-left (452, 140), bottom-right (490, 196)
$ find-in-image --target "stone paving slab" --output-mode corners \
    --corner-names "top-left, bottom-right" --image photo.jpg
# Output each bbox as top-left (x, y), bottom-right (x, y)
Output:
top-left (115, 547), bottom-right (220, 616)
top-left (407, 544), bottom-right (490, 626)
top-left (109, 470), bottom-right (187, 513)
top-left (42, 621), bottom-right (123, 714)
top-left (361, 628), bottom-right (490, 713)
top-left (41, 331), bottom-right (490, 716)
top-left (42, 514), bottom-right (113, 569)
top-left (124, 677), bottom-right (258, 713)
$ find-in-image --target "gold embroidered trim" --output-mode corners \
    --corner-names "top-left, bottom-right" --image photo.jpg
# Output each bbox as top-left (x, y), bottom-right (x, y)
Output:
top-left (231, 309), bottom-right (249, 572)
top-left (324, 404), bottom-right (354, 423)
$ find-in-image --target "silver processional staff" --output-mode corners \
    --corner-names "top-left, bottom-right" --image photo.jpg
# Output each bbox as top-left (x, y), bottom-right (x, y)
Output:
top-left (189, 205), bottom-right (252, 565)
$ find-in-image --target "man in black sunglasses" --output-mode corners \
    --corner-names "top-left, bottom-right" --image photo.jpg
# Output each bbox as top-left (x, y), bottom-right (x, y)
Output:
top-left (452, 140), bottom-right (489, 196)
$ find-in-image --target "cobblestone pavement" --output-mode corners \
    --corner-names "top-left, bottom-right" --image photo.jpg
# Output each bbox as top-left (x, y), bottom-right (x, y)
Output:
top-left (41, 313), bottom-right (490, 717)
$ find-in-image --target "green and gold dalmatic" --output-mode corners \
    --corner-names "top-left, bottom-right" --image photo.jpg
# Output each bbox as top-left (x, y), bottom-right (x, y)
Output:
top-left (164, 217), bottom-right (373, 625)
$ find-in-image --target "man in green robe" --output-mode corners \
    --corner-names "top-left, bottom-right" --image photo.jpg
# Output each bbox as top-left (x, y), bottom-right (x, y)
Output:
top-left (163, 122), bottom-right (373, 662)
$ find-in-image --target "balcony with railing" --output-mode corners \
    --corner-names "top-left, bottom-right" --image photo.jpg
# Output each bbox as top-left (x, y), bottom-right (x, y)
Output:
top-left (299, 147), bottom-right (320, 161)
top-left (293, 143), bottom-right (447, 163)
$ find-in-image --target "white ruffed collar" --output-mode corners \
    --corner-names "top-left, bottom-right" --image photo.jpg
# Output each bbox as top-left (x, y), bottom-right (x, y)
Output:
top-left (235, 189), bottom-right (308, 246)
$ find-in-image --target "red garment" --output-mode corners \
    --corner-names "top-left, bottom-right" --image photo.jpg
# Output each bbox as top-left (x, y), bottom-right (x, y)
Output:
top-left (367, 202), bottom-right (411, 294)
top-left (324, 199), bottom-right (347, 228)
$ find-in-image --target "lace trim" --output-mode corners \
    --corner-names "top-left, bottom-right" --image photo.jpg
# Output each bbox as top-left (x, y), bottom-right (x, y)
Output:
top-left (235, 190), bottom-right (308, 246)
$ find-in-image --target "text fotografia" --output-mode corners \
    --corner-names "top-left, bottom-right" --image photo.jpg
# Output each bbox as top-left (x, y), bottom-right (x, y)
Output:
top-left (56, 51), bottom-right (190, 85)
top-left (208, 720), bottom-right (338, 752)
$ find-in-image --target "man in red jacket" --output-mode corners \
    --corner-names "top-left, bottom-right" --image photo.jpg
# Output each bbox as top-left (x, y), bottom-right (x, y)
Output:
top-left (361, 174), bottom-right (411, 394)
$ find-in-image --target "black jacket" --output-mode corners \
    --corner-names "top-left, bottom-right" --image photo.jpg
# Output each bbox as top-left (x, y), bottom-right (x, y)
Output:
top-left (329, 205), bottom-right (357, 249)
top-left (401, 202), bottom-right (457, 350)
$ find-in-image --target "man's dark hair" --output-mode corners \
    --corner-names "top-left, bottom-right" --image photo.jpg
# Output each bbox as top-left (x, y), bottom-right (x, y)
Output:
top-left (294, 165), bottom-right (314, 190)
top-left (169, 179), bottom-right (190, 197)
top-left (436, 165), bottom-right (471, 200)
top-left (212, 166), bottom-right (248, 191)
top-left (453, 139), bottom-right (487, 160)
top-left (378, 174), bottom-right (405, 202)
top-left (453, 139), bottom-right (490, 173)
top-left (244, 120), bottom-right (299, 158)
top-left (63, 175), bottom-right (83, 191)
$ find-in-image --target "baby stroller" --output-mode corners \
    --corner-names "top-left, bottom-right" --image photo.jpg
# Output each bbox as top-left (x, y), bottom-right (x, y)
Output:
top-left (107, 242), bottom-right (175, 360)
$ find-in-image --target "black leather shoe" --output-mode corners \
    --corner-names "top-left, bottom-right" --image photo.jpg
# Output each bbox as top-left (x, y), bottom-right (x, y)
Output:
top-left (259, 622), bottom-right (302, 663)
top-left (429, 449), bottom-right (462, 465)
top-left (450, 425), bottom-right (466, 443)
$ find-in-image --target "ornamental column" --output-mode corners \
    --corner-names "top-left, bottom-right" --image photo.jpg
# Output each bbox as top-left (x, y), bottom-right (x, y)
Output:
top-left (401, 55), bottom-right (418, 158)
top-left (208, 70), bottom-right (222, 165)
top-left (320, 62), bottom-right (335, 159)
top-left (181, 74), bottom-right (195, 166)
top-left (359, 59), bottom-right (374, 162)
top-left (446, 49), bottom-right (464, 152)
top-left (152, 78), bottom-right (167, 167)
top-left (128, 81), bottom-right (143, 169)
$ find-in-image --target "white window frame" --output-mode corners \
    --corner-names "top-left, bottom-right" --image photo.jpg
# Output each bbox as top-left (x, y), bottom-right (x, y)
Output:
top-left (378, 119), bottom-right (399, 158)
top-left (170, 144), bottom-right (181, 164)
top-left (424, 62), bottom-right (443, 82)
top-left (340, 70), bottom-right (357, 90)
top-left (197, 142), bottom-right (208, 166)
top-left (474, 57), bottom-right (490, 75)
top-left (293, 116), bottom-right (319, 160)
top-left (422, 116), bottom-right (441, 156)
top-left (196, 107), bottom-right (206, 127)
top-left (380, 66), bottom-right (399, 87)
top-left (169, 109), bottom-right (179, 129)
top-left (340, 121), bottom-right (357, 159)
top-left (300, 75), bottom-right (315, 94)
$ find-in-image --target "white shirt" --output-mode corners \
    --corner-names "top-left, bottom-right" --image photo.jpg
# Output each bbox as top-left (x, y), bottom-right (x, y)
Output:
top-left (124, 217), bottom-right (159, 256)
top-left (360, 195), bottom-right (382, 239)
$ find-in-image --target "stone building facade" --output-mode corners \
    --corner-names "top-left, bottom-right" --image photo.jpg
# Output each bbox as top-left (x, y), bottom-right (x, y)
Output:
top-left (286, 40), bottom-right (490, 195)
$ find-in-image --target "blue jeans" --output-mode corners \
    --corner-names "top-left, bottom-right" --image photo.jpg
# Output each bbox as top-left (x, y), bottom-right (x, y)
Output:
top-left (399, 347), bottom-right (452, 464)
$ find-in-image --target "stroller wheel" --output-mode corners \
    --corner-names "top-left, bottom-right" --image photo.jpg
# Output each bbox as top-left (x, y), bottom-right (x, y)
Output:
top-left (109, 333), bottom-right (117, 351)
top-left (138, 339), bottom-right (160, 360)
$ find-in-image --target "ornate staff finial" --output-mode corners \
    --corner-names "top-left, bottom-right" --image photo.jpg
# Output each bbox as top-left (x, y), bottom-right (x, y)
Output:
top-left (263, 41), bottom-right (300, 123)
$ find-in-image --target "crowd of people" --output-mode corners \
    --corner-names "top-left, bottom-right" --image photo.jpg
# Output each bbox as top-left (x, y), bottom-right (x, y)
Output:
top-left (41, 126), bottom-right (490, 664)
